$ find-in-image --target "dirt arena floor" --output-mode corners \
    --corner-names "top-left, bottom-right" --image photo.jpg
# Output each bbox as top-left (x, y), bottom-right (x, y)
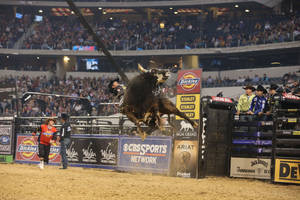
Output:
top-left (0, 163), bottom-right (299, 200)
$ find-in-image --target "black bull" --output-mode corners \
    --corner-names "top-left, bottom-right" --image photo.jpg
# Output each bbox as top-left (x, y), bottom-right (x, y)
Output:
top-left (120, 71), bottom-right (198, 139)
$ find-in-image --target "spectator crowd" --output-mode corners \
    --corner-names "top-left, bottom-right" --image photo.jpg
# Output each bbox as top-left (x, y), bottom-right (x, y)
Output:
top-left (21, 14), bottom-right (300, 50)
top-left (1, 10), bottom-right (299, 50)
top-left (0, 70), bottom-right (298, 117)
top-left (0, 13), bottom-right (31, 49)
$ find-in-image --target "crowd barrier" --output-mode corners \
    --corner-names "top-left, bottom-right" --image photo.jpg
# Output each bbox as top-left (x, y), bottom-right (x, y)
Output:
top-left (15, 134), bottom-right (172, 174)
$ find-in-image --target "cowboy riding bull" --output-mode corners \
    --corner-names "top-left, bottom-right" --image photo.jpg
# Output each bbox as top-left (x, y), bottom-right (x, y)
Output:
top-left (109, 64), bottom-right (198, 140)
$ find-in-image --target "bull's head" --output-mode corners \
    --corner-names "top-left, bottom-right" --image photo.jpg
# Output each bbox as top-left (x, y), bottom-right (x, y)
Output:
top-left (138, 64), bottom-right (170, 84)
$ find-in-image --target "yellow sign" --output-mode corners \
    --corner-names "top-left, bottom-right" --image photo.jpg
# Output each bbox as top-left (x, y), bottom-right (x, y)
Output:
top-left (274, 159), bottom-right (300, 184)
top-left (288, 118), bottom-right (297, 123)
top-left (293, 131), bottom-right (300, 136)
top-left (176, 94), bottom-right (200, 120)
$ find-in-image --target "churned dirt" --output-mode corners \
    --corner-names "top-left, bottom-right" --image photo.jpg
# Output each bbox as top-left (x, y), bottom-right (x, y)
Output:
top-left (0, 163), bottom-right (299, 200)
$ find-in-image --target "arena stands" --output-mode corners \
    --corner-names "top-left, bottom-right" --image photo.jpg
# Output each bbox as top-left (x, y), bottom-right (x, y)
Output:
top-left (0, 70), bottom-right (298, 117)
top-left (20, 14), bottom-right (300, 50)
top-left (0, 11), bottom-right (32, 49)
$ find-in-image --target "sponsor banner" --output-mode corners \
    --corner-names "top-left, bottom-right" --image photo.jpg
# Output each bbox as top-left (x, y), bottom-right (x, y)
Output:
top-left (67, 136), bottom-right (118, 166)
top-left (176, 94), bottom-right (200, 120)
top-left (211, 96), bottom-right (233, 104)
top-left (283, 93), bottom-right (300, 100)
top-left (230, 157), bottom-right (271, 179)
top-left (174, 120), bottom-right (198, 140)
top-left (118, 136), bottom-right (172, 174)
top-left (274, 158), bottom-right (300, 184)
top-left (177, 69), bottom-right (202, 94)
top-left (72, 45), bottom-right (96, 51)
top-left (173, 140), bottom-right (198, 178)
top-left (15, 135), bottom-right (61, 164)
top-left (0, 125), bottom-right (13, 154)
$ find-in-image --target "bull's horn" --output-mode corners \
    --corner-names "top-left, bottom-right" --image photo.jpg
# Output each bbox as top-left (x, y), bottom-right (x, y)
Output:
top-left (138, 63), bottom-right (148, 73)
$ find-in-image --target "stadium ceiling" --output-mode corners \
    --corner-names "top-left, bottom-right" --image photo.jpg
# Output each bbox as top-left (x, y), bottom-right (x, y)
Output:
top-left (0, 0), bottom-right (283, 8)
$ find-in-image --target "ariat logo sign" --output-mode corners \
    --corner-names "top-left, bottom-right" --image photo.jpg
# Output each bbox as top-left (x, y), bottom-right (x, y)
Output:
top-left (275, 159), bottom-right (300, 184)
top-left (178, 72), bottom-right (200, 92)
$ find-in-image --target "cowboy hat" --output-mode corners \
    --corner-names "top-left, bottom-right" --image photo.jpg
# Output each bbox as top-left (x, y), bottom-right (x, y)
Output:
top-left (108, 78), bottom-right (120, 94)
top-left (267, 84), bottom-right (279, 91)
top-left (243, 85), bottom-right (255, 91)
top-left (256, 85), bottom-right (267, 93)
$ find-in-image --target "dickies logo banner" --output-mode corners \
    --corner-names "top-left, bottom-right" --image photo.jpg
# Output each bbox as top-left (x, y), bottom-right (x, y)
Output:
top-left (15, 135), bottom-right (61, 163)
top-left (177, 70), bottom-right (202, 94)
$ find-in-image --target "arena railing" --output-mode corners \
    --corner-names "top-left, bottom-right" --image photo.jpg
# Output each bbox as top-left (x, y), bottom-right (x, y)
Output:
top-left (14, 115), bottom-right (173, 136)
top-left (1, 41), bottom-right (300, 57)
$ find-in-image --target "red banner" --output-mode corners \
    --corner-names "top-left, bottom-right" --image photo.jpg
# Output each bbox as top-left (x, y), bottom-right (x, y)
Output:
top-left (176, 69), bottom-right (202, 94)
top-left (283, 93), bottom-right (300, 100)
top-left (211, 96), bottom-right (233, 103)
top-left (15, 135), bottom-right (61, 164)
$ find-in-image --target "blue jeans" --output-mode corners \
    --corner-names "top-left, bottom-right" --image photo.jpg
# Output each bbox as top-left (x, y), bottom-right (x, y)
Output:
top-left (60, 138), bottom-right (71, 168)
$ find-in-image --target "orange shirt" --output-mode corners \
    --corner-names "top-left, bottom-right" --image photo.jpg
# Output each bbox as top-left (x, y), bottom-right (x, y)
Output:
top-left (39, 124), bottom-right (57, 145)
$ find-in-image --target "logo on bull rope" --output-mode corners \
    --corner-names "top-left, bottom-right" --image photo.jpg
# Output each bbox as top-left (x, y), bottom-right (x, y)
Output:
top-left (178, 72), bottom-right (200, 91)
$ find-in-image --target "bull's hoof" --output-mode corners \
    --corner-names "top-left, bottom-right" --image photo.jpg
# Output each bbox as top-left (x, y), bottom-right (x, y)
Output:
top-left (193, 122), bottom-right (198, 129)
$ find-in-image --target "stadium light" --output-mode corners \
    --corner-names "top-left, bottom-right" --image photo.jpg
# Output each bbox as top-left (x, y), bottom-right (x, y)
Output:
top-left (38, 9), bottom-right (43, 13)
top-left (98, 7), bottom-right (102, 10)
top-left (174, 11), bottom-right (178, 15)
top-left (235, 5), bottom-right (239, 8)
top-left (64, 56), bottom-right (70, 63)
top-left (169, 7), bottom-right (173, 10)
top-left (37, 56), bottom-right (40, 60)
top-left (245, 9), bottom-right (250, 13)
top-left (109, 17), bottom-right (113, 20)
top-left (103, 11), bottom-right (107, 15)
top-left (6, 56), bottom-right (9, 59)
top-left (71, 11), bottom-right (74, 14)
